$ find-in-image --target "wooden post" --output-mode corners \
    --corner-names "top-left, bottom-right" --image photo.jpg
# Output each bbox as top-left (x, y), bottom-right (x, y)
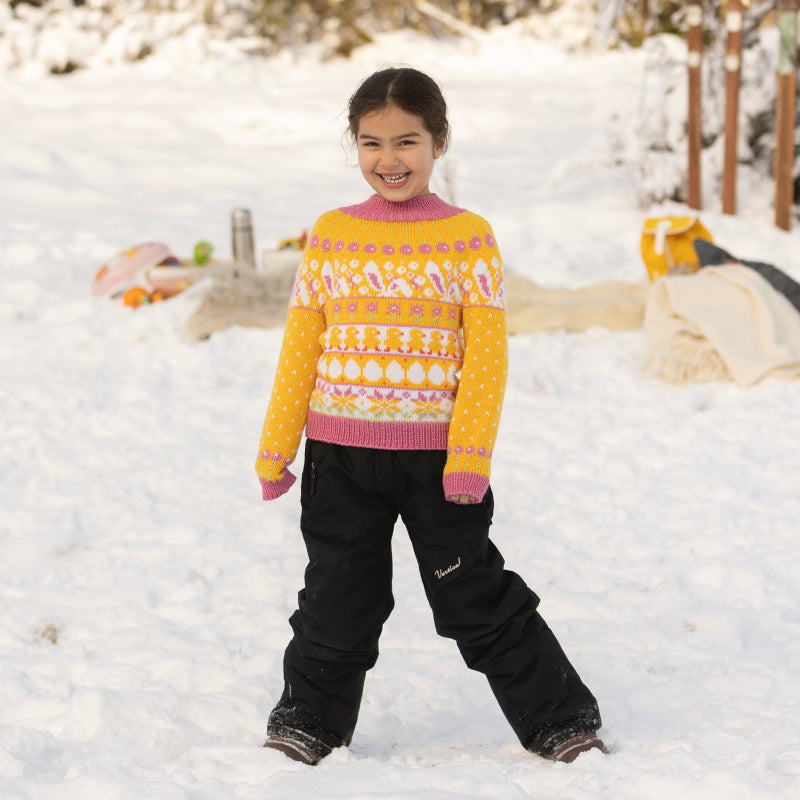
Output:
top-left (686, 0), bottom-right (703, 210)
top-left (722, 0), bottom-right (743, 214)
top-left (774, 0), bottom-right (798, 231)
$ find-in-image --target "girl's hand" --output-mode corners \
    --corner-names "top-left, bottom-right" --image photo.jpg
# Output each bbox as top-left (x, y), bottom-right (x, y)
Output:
top-left (448, 493), bottom-right (476, 505)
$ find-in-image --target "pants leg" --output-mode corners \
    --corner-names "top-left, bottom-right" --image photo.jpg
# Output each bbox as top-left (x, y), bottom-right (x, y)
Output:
top-left (270, 441), bottom-right (397, 747)
top-left (398, 450), bottom-right (602, 756)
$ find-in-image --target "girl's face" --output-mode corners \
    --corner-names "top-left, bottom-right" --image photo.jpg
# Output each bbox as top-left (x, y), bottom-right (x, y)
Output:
top-left (356, 104), bottom-right (443, 202)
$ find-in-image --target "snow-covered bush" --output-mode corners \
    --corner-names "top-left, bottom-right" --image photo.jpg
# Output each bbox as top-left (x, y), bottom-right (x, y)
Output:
top-left (0, 1), bottom-right (213, 72)
top-left (0, 0), bottom-right (552, 73)
top-left (632, 18), bottom-right (800, 207)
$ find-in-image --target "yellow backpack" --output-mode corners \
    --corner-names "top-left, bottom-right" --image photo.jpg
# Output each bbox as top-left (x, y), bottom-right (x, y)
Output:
top-left (640, 216), bottom-right (713, 281)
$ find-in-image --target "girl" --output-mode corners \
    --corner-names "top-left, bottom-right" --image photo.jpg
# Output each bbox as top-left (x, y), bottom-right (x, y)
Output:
top-left (255, 67), bottom-right (606, 765)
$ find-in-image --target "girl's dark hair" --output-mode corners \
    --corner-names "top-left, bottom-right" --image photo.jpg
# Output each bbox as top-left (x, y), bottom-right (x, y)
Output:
top-left (347, 67), bottom-right (451, 154)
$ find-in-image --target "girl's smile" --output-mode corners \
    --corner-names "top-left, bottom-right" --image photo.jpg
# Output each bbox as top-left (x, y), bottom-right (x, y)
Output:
top-left (380, 172), bottom-right (410, 186)
top-left (356, 104), bottom-right (443, 202)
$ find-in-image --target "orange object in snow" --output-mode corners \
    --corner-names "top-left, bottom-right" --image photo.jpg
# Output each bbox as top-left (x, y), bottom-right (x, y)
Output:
top-left (122, 286), bottom-right (151, 308)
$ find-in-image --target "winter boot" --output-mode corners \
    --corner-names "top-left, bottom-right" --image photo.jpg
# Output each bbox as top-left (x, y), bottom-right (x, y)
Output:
top-left (544, 732), bottom-right (609, 763)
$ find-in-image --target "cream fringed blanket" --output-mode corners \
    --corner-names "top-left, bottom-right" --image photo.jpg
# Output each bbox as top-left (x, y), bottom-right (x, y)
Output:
top-left (642, 265), bottom-right (800, 387)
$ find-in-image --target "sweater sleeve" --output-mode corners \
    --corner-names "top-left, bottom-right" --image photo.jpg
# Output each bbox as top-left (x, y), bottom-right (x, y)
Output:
top-left (443, 229), bottom-right (508, 503)
top-left (254, 246), bottom-right (327, 499)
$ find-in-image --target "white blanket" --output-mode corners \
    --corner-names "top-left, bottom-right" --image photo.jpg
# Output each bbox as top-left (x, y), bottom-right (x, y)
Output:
top-left (642, 265), bottom-right (800, 387)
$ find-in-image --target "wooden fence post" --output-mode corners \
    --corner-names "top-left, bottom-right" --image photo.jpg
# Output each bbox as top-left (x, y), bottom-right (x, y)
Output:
top-left (687, 0), bottom-right (703, 210)
top-left (722, 0), bottom-right (743, 214)
top-left (774, 0), bottom-right (798, 231)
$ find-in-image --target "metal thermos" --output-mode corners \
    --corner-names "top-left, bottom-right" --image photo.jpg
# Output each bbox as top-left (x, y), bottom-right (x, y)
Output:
top-left (231, 208), bottom-right (256, 268)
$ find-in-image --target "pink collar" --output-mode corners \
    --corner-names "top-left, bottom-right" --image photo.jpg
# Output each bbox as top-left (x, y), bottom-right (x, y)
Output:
top-left (339, 194), bottom-right (464, 222)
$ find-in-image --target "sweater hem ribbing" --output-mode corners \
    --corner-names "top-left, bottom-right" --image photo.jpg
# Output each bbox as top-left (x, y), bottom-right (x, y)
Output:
top-left (306, 411), bottom-right (449, 450)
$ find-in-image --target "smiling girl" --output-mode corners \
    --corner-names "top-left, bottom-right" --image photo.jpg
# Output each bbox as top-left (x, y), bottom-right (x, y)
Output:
top-left (255, 67), bottom-right (607, 765)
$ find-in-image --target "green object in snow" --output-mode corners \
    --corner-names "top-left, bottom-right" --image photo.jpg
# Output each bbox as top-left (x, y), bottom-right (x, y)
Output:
top-left (194, 241), bottom-right (214, 265)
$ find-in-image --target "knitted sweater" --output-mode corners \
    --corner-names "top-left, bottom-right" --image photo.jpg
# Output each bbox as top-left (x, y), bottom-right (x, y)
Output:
top-left (255, 193), bottom-right (508, 503)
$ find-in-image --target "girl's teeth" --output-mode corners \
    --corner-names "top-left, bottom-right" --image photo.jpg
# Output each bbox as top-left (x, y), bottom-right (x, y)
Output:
top-left (382, 174), bottom-right (408, 184)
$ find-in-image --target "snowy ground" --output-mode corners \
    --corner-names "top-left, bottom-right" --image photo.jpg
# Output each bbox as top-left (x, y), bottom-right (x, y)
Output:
top-left (2, 17), bottom-right (800, 800)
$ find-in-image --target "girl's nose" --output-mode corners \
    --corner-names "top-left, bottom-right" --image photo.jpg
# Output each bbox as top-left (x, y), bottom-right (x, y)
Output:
top-left (379, 149), bottom-right (399, 166)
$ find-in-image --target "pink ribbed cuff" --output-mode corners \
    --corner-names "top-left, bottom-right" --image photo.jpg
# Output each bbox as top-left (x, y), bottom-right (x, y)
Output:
top-left (443, 472), bottom-right (489, 504)
top-left (260, 471), bottom-right (296, 501)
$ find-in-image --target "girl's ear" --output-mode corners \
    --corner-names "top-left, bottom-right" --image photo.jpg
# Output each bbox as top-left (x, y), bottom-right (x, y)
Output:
top-left (434, 141), bottom-right (445, 159)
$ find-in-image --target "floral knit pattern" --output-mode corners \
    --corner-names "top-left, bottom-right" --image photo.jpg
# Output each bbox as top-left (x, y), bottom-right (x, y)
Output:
top-left (256, 193), bottom-right (508, 502)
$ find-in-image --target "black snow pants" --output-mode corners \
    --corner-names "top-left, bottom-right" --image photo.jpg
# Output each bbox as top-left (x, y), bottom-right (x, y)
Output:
top-left (268, 441), bottom-right (601, 757)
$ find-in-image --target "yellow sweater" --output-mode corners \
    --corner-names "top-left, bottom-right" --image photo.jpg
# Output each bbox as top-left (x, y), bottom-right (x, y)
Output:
top-left (256, 193), bottom-right (508, 502)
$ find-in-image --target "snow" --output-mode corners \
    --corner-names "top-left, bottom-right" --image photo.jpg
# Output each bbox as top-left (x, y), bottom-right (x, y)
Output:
top-left (2, 10), bottom-right (800, 800)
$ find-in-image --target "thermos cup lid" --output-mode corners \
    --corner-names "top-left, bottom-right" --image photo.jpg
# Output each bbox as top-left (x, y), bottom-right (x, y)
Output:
top-left (232, 208), bottom-right (252, 227)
